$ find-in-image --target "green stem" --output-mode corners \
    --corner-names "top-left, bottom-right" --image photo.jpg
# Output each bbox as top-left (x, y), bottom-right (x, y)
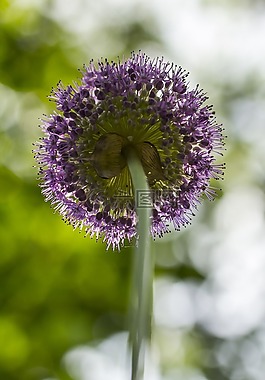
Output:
top-left (126, 147), bottom-right (153, 380)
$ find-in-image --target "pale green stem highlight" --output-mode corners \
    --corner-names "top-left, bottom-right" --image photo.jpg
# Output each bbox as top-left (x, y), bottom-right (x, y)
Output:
top-left (126, 146), bottom-right (154, 380)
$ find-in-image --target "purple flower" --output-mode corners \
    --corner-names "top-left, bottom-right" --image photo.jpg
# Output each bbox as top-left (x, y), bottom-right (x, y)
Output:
top-left (34, 52), bottom-right (224, 249)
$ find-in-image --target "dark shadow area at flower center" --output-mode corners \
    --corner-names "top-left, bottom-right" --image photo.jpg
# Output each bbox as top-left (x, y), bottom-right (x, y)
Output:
top-left (90, 132), bottom-right (166, 188)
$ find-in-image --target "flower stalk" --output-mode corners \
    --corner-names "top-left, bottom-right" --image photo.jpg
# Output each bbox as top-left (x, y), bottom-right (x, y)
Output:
top-left (126, 146), bottom-right (153, 380)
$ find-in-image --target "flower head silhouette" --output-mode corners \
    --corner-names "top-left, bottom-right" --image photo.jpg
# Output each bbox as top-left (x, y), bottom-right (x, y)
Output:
top-left (34, 52), bottom-right (224, 249)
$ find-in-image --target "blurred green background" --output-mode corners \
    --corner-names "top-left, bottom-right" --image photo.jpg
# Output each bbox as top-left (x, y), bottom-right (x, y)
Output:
top-left (1, 1), bottom-right (265, 379)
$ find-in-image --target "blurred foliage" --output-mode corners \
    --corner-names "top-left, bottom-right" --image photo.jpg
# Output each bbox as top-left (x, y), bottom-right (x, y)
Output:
top-left (0, 10), bottom-right (79, 97)
top-left (0, 166), bottom-right (132, 379)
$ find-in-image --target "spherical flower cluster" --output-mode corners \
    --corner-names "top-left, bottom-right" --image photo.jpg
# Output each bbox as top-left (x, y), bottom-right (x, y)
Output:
top-left (34, 52), bottom-right (224, 249)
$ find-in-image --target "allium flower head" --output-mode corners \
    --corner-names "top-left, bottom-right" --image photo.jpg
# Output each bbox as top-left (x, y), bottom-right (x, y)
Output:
top-left (34, 52), bottom-right (224, 249)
